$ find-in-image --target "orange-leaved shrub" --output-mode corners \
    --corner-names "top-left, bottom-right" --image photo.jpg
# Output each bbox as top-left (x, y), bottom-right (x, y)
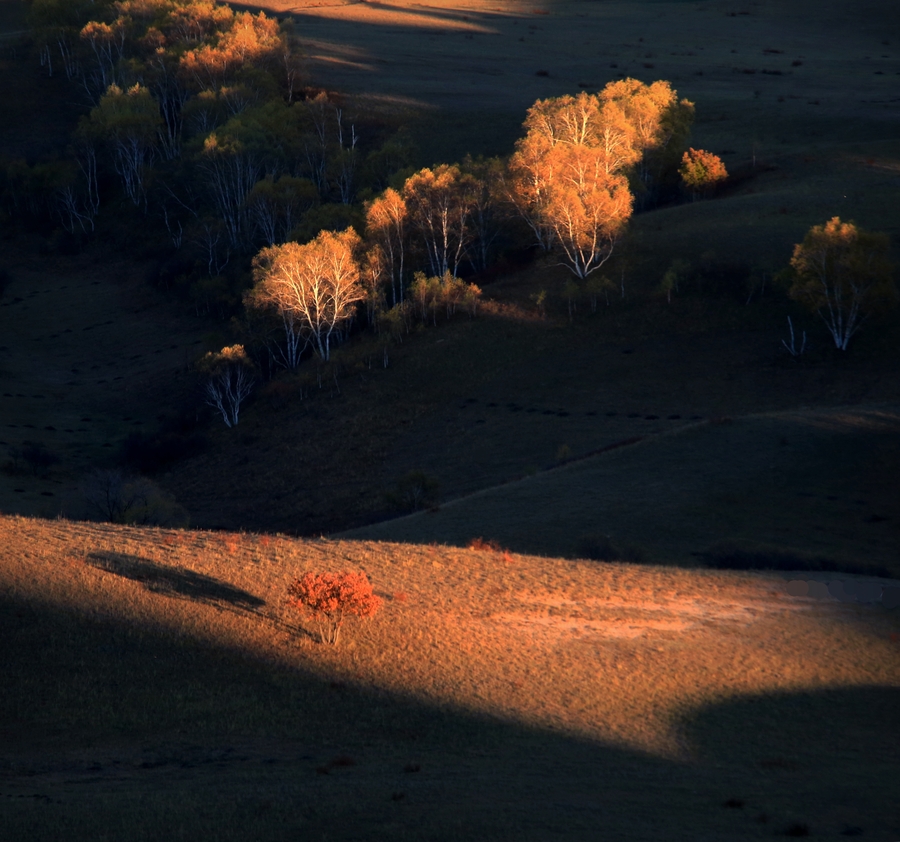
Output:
top-left (679, 148), bottom-right (728, 197)
top-left (287, 571), bottom-right (381, 645)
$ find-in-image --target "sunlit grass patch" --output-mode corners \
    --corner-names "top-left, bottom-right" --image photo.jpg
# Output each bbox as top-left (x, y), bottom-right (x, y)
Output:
top-left (1, 513), bottom-right (898, 839)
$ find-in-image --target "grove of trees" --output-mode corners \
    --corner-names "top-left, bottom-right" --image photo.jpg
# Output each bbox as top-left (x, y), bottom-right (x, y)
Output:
top-left (506, 82), bottom-right (693, 277)
top-left (14, 0), bottom-right (893, 432)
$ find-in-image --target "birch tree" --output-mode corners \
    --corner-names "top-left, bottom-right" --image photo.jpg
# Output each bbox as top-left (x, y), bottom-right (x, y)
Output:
top-left (787, 217), bottom-right (896, 350)
top-left (541, 144), bottom-right (632, 278)
top-left (87, 83), bottom-right (161, 207)
top-left (402, 164), bottom-right (477, 279)
top-left (250, 227), bottom-right (364, 362)
top-left (365, 187), bottom-right (408, 306)
top-left (199, 344), bottom-right (255, 427)
top-left (198, 124), bottom-right (261, 249)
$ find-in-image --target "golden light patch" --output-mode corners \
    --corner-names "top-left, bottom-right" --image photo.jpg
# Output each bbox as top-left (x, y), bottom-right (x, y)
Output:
top-left (290, 0), bottom-right (500, 33)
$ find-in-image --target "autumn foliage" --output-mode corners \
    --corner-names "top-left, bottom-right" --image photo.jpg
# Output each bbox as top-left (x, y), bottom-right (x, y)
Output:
top-left (287, 571), bottom-right (381, 645)
top-left (507, 80), bottom-right (693, 278)
top-left (249, 227), bottom-right (365, 362)
top-left (678, 148), bottom-right (728, 196)
top-left (787, 217), bottom-right (896, 350)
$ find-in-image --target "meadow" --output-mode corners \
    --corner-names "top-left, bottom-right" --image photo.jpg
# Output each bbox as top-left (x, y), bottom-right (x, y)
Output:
top-left (0, 0), bottom-right (899, 837)
top-left (2, 514), bottom-right (898, 839)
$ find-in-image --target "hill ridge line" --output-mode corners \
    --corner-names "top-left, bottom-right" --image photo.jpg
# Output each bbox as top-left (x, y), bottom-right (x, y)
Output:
top-left (337, 402), bottom-right (900, 538)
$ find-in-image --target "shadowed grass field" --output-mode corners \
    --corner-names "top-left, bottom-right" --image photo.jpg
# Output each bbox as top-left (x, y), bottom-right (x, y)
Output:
top-left (1, 514), bottom-right (898, 840)
top-left (343, 405), bottom-right (900, 575)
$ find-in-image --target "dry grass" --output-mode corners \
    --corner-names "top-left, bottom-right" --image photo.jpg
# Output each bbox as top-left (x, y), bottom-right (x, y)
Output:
top-left (250, 0), bottom-right (900, 161)
top-left (2, 0), bottom-right (899, 542)
top-left (1, 513), bottom-right (898, 838)
top-left (2, 3), bottom-right (899, 836)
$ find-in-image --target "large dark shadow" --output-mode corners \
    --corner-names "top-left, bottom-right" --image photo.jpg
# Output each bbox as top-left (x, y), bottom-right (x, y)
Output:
top-left (676, 685), bottom-right (900, 837)
top-left (86, 550), bottom-right (265, 610)
top-left (1, 592), bottom-right (897, 841)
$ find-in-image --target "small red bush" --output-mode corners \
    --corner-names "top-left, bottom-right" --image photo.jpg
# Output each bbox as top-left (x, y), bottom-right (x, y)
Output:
top-left (468, 537), bottom-right (513, 561)
top-left (287, 571), bottom-right (381, 645)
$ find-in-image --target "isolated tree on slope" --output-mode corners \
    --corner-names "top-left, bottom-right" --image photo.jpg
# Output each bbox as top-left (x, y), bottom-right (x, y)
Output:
top-left (199, 344), bottom-right (255, 427)
top-left (679, 148), bottom-right (727, 199)
top-left (787, 217), bottom-right (896, 350)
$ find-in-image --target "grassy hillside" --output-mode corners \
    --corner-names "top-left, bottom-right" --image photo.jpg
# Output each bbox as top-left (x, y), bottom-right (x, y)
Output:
top-left (1, 1), bottom-right (899, 839)
top-left (1, 513), bottom-right (898, 840)
top-left (1, 0), bottom-right (899, 543)
top-left (343, 405), bottom-right (900, 576)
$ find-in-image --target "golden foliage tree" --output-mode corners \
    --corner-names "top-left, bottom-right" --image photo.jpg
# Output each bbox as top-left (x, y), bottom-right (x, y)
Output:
top-left (365, 186), bottom-right (408, 306)
top-left (508, 80), bottom-right (692, 277)
top-left (250, 227), bottom-right (365, 362)
top-left (787, 217), bottom-right (897, 350)
top-left (679, 147), bottom-right (728, 198)
top-left (540, 144), bottom-right (633, 279)
top-left (599, 78), bottom-right (694, 190)
top-left (402, 164), bottom-right (478, 279)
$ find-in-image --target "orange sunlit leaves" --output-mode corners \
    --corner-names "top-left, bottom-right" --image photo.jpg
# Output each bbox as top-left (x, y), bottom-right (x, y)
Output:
top-left (250, 227), bottom-right (365, 362)
top-left (678, 147), bottom-right (728, 195)
top-left (287, 570), bottom-right (382, 645)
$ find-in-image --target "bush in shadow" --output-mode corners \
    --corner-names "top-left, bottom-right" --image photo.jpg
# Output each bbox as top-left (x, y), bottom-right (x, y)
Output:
top-left (384, 470), bottom-right (440, 513)
top-left (81, 468), bottom-right (189, 527)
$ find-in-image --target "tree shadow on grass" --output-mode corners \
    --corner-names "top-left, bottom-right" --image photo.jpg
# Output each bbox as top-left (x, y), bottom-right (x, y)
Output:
top-left (86, 550), bottom-right (265, 610)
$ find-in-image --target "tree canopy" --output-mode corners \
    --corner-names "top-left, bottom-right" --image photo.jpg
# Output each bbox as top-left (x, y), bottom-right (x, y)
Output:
top-left (250, 227), bottom-right (364, 362)
top-left (507, 80), bottom-right (693, 278)
top-left (787, 217), bottom-right (897, 350)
